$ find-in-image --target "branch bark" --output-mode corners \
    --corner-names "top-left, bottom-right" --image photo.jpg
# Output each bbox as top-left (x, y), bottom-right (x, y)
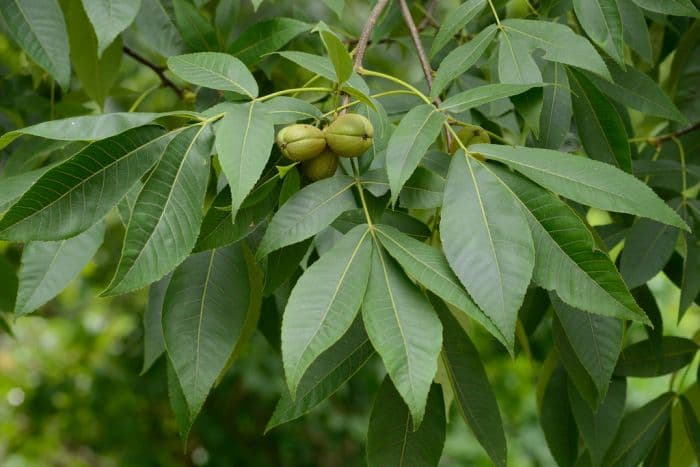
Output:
top-left (652, 121), bottom-right (700, 145)
top-left (123, 46), bottom-right (184, 98)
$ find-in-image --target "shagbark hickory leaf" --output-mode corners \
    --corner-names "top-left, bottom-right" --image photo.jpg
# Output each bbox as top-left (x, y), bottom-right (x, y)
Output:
top-left (499, 19), bottom-right (611, 81)
top-left (497, 29), bottom-right (542, 85)
top-left (620, 214), bottom-right (680, 289)
top-left (398, 167), bottom-right (444, 210)
top-left (386, 104), bottom-right (446, 206)
top-left (440, 153), bottom-right (534, 351)
top-left (494, 167), bottom-right (647, 323)
top-left (366, 379), bottom-right (446, 467)
top-left (267, 316), bottom-right (374, 431)
top-left (0, 112), bottom-right (191, 150)
top-left (375, 224), bottom-right (508, 349)
top-left (362, 243), bottom-right (442, 428)
top-left (228, 17), bottom-right (310, 66)
top-left (440, 83), bottom-right (542, 113)
top-left (320, 31), bottom-right (352, 84)
top-left (172, 0), bottom-right (218, 51)
top-left (134, 0), bottom-right (185, 57)
top-left (215, 102), bottom-right (274, 218)
top-left (256, 175), bottom-right (356, 258)
top-left (104, 125), bottom-right (212, 295)
top-left (537, 62), bottom-right (572, 150)
top-left (603, 392), bottom-right (675, 466)
top-left (471, 144), bottom-right (689, 230)
top-left (541, 366), bottom-right (579, 467)
top-left (615, 336), bottom-right (699, 377)
top-left (568, 69), bottom-right (631, 172)
top-left (551, 295), bottom-right (623, 398)
top-left (282, 225), bottom-right (372, 397)
top-left (167, 52), bottom-right (258, 97)
top-left (630, 0), bottom-right (700, 17)
top-left (432, 296), bottom-right (507, 467)
top-left (276, 51), bottom-right (370, 94)
top-left (263, 96), bottom-right (323, 124)
top-left (430, 0), bottom-right (486, 58)
top-left (142, 274), bottom-right (171, 375)
top-left (552, 314), bottom-right (600, 408)
top-left (0, 126), bottom-right (169, 241)
top-left (573, 0), bottom-right (624, 65)
top-left (81, 0), bottom-right (141, 57)
top-left (431, 24), bottom-right (498, 98)
top-left (0, 0), bottom-right (71, 89)
top-left (163, 243), bottom-right (260, 421)
top-left (15, 222), bottom-right (105, 316)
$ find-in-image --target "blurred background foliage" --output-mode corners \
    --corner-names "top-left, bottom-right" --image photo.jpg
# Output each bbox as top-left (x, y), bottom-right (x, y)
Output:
top-left (0, 0), bottom-right (699, 465)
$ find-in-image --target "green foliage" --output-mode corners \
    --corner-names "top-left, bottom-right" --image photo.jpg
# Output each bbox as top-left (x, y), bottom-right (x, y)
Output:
top-left (1, 0), bottom-right (700, 465)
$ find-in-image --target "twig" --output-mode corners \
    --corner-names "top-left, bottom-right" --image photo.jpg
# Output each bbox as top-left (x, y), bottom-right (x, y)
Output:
top-left (122, 46), bottom-right (184, 98)
top-left (342, 0), bottom-right (391, 109)
top-left (397, 0), bottom-right (453, 148)
top-left (417, 0), bottom-right (439, 30)
top-left (651, 122), bottom-right (700, 145)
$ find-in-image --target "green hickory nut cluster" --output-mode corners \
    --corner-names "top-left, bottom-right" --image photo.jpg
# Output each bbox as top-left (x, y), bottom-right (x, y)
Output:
top-left (448, 123), bottom-right (490, 161)
top-left (276, 114), bottom-right (374, 181)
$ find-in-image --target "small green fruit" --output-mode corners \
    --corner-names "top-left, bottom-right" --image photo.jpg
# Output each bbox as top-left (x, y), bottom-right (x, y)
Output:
top-left (449, 124), bottom-right (490, 161)
top-left (302, 150), bottom-right (339, 181)
top-left (276, 124), bottom-right (326, 161)
top-left (324, 113), bottom-right (374, 158)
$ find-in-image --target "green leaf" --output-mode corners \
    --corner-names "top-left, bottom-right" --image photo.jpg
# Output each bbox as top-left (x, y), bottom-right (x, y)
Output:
top-left (680, 233), bottom-right (700, 319)
top-left (142, 273), bottom-right (171, 375)
top-left (0, 112), bottom-right (179, 150)
top-left (215, 103), bottom-right (273, 218)
top-left (431, 24), bottom-right (497, 98)
top-left (679, 395), bottom-right (700, 460)
top-left (500, 19), bottom-right (611, 80)
top-left (568, 69), bottom-right (631, 172)
top-left (15, 222), bottom-right (105, 316)
top-left (0, 256), bottom-right (18, 314)
top-left (172, 0), bottom-right (217, 51)
top-left (320, 31), bottom-right (352, 84)
top-left (620, 216), bottom-right (679, 289)
top-left (263, 96), bottom-right (322, 124)
top-left (104, 125), bottom-right (212, 295)
top-left (66, 0), bottom-right (122, 108)
top-left (81, 0), bottom-right (140, 56)
top-left (386, 104), bottom-right (446, 206)
top-left (0, 0), bottom-right (71, 89)
top-left (163, 243), bottom-right (260, 420)
top-left (267, 316), bottom-right (374, 431)
top-left (536, 62), bottom-right (572, 150)
top-left (322, 0), bottom-right (344, 18)
top-left (586, 62), bottom-right (688, 123)
top-left (194, 186), bottom-right (274, 252)
top-left (167, 52), bottom-right (258, 97)
top-left (541, 366), bottom-right (579, 467)
top-left (167, 359), bottom-right (192, 442)
top-left (399, 167), bottom-right (444, 210)
top-left (0, 126), bottom-right (169, 241)
top-left (263, 239), bottom-right (309, 297)
top-left (376, 225), bottom-right (508, 349)
top-left (256, 175), bottom-right (356, 258)
top-left (282, 225), bottom-right (372, 397)
top-left (440, 153), bottom-right (534, 351)
top-left (615, 337), bottom-right (699, 377)
top-left (569, 378), bottom-right (626, 467)
top-left (603, 392), bottom-right (675, 467)
top-left (551, 296), bottom-right (623, 398)
top-left (366, 379), bottom-right (446, 467)
top-left (430, 0), bottom-right (486, 58)
top-left (0, 166), bottom-right (55, 213)
top-left (492, 163), bottom-right (647, 323)
top-left (433, 296), bottom-right (507, 467)
top-left (498, 29), bottom-right (542, 84)
top-left (471, 144), bottom-right (689, 230)
top-left (573, 0), bottom-right (624, 65)
top-left (362, 243), bottom-right (442, 428)
top-left (618, 0), bottom-right (653, 63)
top-left (630, 0), bottom-right (700, 17)
top-left (228, 17), bottom-right (309, 66)
top-left (134, 0), bottom-right (185, 57)
top-left (440, 83), bottom-right (541, 113)
top-left (276, 51), bottom-right (370, 94)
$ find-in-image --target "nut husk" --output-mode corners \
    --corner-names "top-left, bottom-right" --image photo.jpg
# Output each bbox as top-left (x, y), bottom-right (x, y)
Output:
top-left (302, 149), bottom-right (339, 181)
top-left (324, 113), bottom-right (374, 158)
top-left (276, 124), bottom-right (327, 161)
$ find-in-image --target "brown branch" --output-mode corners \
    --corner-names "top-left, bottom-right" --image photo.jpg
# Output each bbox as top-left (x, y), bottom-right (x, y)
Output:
top-left (418, 0), bottom-right (439, 31)
top-left (122, 46), bottom-right (184, 98)
top-left (397, 0), bottom-right (453, 148)
top-left (652, 121), bottom-right (700, 145)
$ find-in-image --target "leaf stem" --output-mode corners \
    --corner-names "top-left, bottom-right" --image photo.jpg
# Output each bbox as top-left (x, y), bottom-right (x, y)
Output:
top-left (487, 0), bottom-right (502, 27)
top-left (358, 68), bottom-right (432, 105)
top-left (255, 87), bottom-right (336, 102)
top-left (352, 159), bottom-right (374, 229)
top-left (321, 90), bottom-right (416, 118)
